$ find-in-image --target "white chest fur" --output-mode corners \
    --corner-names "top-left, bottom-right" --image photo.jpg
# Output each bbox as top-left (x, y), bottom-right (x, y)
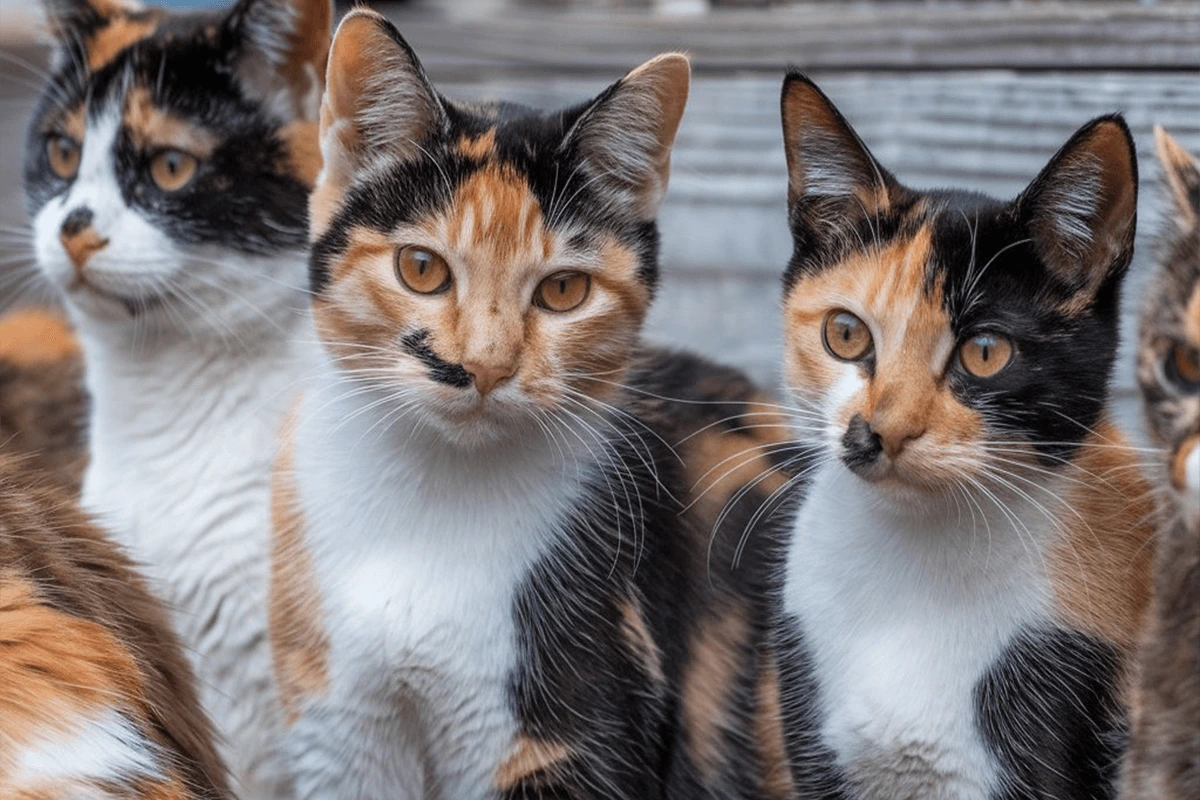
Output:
top-left (78, 312), bottom-right (316, 800)
top-left (783, 463), bottom-right (1056, 800)
top-left (290, 378), bottom-right (586, 799)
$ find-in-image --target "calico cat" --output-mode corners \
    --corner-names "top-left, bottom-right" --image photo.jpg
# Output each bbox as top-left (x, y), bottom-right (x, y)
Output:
top-left (0, 453), bottom-right (228, 800)
top-left (0, 307), bottom-right (87, 493)
top-left (23, 0), bottom-right (332, 795)
top-left (773, 73), bottom-right (1156, 799)
top-left (270, 10), bottom-right (795, 798)
top-left (1121, 126), bottom-right (1200, 800)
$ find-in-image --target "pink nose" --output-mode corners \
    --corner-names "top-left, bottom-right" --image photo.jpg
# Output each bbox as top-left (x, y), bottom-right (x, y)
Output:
top-left (462, 361), bottom-right (515, 397)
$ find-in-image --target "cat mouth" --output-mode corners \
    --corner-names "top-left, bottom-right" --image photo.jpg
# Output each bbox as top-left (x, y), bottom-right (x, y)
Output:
top-left (69, 275), bottom-right (173, 316)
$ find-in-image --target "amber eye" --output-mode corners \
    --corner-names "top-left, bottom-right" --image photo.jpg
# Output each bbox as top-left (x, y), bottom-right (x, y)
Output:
top-left (150, 149), bottom-right (198, 192)
top-left (959, 333), bottom-right (1014, 378)
top-left (822, 310), bottom-right (873, 361)
top-left (395, 246), bottom-right (451, 294)
top-left (46, 134), bottom-right (80, 179)
top-left (535, 271), bottom-right (591, 313)
top-left (1166, 342), bottom-right (1200, 392)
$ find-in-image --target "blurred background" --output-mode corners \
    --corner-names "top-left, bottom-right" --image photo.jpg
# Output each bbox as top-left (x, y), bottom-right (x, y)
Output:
top-left (1, 0), bottom-right (1198, 410)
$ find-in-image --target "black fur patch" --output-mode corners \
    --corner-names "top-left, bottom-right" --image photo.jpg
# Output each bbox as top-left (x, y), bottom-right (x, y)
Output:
top-left (976, 626), bottom-right (1127, 800)
top-left (399, 329), bottom-right (471, 389)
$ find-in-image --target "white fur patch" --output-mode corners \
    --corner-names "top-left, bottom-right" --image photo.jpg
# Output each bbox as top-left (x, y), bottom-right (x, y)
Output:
top-left (282, 361), bottom-right (588, 798)
top-left (783, 462), bottom-right (1056, 799)
top-left (12, 709), bottom-right (163, 788)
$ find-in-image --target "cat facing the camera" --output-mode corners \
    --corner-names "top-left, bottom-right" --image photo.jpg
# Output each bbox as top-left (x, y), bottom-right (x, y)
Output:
top-left (23, 0), bottom-right (332, 794)
top-left (773, 74), bottom-right (1155, 799)
top-left (269, 10), bottom-right (797, 798)
top-left (1121, 126), bottom-right (1200, 800)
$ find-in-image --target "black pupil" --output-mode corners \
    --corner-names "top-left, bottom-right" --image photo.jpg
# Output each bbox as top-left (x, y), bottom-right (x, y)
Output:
top-left (415, 254), bottom-right (429, 276)
top-left (166, 153), bottom-right (180, 174)
top-left (839, 317), bottom-right (856, 341)
top-left (557, 278), bottom-right (568, 295)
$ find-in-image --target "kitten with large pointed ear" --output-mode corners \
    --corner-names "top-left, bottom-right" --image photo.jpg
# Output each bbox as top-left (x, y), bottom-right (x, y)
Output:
top-left (22, 0), bottom-right (332, 797)
top-left (773, 73), bottom-right (1154, 799)
top-left (273, 10), bottom-right (776, 798)
top-left (1123, 127), bottom-right (1200, 800)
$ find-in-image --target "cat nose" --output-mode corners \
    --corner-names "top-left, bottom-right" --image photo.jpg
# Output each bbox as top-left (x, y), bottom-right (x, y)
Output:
top-left (462, 360), bottom-right (515, 397)
top-left (59, 207), bottom-right (108, 269)
top-left (872, 417), bottom-right (926, 459)
top-left (841, 414), bottom-right (883, 472)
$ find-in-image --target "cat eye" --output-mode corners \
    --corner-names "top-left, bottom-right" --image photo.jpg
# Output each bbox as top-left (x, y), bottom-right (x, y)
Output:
top-left (1165, 342), bottom-right (1200, 392)
top-left (150, 149), bottom-right (199, 192)
top-left (535, 271), bottom-right (591, 313)
top-left (959, 333), bottom-right (1014, 379)
top-left (396, 246), bottom-right (452, 295)
top-left (46, 134), bottom-right (80, 179)
top-left (822, 310), bottom-right (873, 362)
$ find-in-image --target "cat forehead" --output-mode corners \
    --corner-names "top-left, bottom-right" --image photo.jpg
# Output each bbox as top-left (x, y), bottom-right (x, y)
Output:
top-left (52, 6), bottom-right (227, 80)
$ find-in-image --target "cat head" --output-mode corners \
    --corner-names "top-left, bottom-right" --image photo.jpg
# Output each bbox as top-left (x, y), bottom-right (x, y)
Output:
top-left (309, 10), bottom-right (689, 447)
top-left (1137, 127), bottom-right (1199, 527)
top-left (24, 0), bottom-right (331, 334)
top-left (779, 73), bottom-right (1137, 496)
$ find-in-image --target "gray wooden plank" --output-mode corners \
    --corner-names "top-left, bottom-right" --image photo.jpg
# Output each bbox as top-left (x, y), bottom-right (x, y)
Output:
top-left (384, 2), bottom-right (1200, 75)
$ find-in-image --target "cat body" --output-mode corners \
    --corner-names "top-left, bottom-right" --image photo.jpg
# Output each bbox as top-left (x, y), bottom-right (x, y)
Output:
top-left (1122, 126), bottom-right (1200, 800)
top-left (774, 74), bottom-right (1154, 800)
top-left (22, 0), bottom-right (332, 794)
top-left (0, 453), bottom-right (228, 800)
top-left (271, 12), bottom-right (795, 798)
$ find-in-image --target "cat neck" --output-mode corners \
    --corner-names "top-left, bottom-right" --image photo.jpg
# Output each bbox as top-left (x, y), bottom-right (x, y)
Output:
top-left (76, 285), bottom-right (315, 448)
top-left (300, 352), bottom-right (592, 504)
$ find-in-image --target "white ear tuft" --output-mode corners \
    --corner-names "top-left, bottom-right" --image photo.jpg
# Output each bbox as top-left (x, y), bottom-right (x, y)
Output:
top-left (562, 52), bottom-right (690, 221)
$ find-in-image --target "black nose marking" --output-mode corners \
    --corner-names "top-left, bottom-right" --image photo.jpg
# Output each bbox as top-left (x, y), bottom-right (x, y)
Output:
top-left (61, 207), bottom-right (94, 237)
top-left (841, 413), bottom-right (883, 472)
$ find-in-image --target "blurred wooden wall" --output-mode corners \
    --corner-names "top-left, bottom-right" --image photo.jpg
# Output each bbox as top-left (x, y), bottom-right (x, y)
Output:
top-left (2, 1), bottom-right (1198, 413)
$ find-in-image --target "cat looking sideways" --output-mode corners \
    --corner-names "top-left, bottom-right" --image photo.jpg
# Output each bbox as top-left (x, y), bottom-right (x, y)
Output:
top-left (1121, 126), bottom-right (1200, 800)
top-left (269, 10), bottom-right (798, 798)
top-left (773, 74), bottom-right (1156, 799)
top-left (22, 0), bottom-right (332, 794)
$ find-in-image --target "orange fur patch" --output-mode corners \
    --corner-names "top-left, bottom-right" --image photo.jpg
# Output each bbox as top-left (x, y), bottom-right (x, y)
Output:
top-left (494, 735), bottom-right (574, 791)
top-left (681, 605), bottom-right (749, 782)
top-left (0, 575), bottom-right (180, 797)
top-left (448, 164), bottom-right (550, 264)
top-left (1048, 420), bottom-right (1157, 653)
top-left (124, 87), bottom-right (219, 157)
top-left (61, 227), bottom-right (108, 269)
top-left (280, 120), bottom-right (322, 187)
top-left (1171, 436), bottom-right (1198, 492)
top-left (784, 226), bottom-right (983, 485)
top-left (269, 401), bottom-right (330, 726)
top-left (1185, 282), bottom-right (1200, 347)
top-left (457, 129), bottom-right (497, 161)
top-left (685, 416), bottom-right (789, 524)
top-left (756, 658), bottom-right (796, 800)
top-left (620, 595), bottom-right (665, 685)
top-left (0, 309), bottom-right (78, 367)
top-left (86, 12), bottom-right (160, 71)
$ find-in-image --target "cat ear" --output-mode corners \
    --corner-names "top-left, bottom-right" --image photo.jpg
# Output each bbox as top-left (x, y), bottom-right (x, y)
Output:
top-left (310, 9), bottom-right (446, 237)
top-left (1019, 115), bottom-right (1137, 299)
top-left (780, 72), bottom-right (900, 247)
top-left (1154, 125), bottom-right (1200, 233)
top-left (226, 0), bottom-right (333, 120)
top-left (560, 52), bottom-right (691, 221)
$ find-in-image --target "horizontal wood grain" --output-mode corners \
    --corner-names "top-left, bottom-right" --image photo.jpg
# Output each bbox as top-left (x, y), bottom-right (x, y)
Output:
top-left (386, 2), bottom-right (1200, 75)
